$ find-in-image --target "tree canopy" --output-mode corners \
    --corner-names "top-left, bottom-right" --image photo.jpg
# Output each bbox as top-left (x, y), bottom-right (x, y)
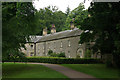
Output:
top-left (63, 3), bottom-right (88, 30)
top-left (76, 2), bottom-right (120, 67)
top-left (2, 3), bottom-right (67, 58)
top-left (2, 2), bottom-right (37, 58)
top-left (35, 6), bottom-right (66, 35)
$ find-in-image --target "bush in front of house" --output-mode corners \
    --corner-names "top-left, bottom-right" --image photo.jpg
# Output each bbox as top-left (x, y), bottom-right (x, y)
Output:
top-left (58, 52), bottom-right (65, 57)
top-left (2, 51), bottom-right (27, 63)
top-left (48, 50), bottom-right (58, 57)
top-left (50, 53), bottom-right (59, 57)
top-left (85, 49), bottom-right (92, 58)
top-left (48, 50), bottom-right (65, 57)
top-left (2, 57), bottom-right (103, 64)
top-left (48, 50), bottom-right (53, 56)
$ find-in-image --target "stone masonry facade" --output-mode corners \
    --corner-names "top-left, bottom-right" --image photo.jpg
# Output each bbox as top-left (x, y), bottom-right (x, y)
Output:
top-left (21, 23), bottom-right (87, 58)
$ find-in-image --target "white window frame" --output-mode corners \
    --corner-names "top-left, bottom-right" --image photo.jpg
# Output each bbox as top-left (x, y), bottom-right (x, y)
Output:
top-left (68, 40), bottom-right (71, 47)
top-left (60, 41), bottom-right (62, 48)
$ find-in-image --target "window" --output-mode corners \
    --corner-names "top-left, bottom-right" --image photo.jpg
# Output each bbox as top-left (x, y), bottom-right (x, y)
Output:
top-left (30, 52), bottom-right (34, 56)
top-left (54, 48), bottom-right (55, 52)
top-left (69, 55), bottom-right (70, 58)
top-left (68, 51), bottom-right (70, 58)
top-left (79, 50), bottom-right (83, 58)
top-left (30, 45), bottom-right (33, 48)
top-left (43, 46), bottom-right (45, 53)
top-left (68, 51), bottom-right (70, 53)
top-left (60, 41), bottom-right (62, 48)
top-left (68, 40), bottom-right (71, 47)
top-left (43, 49), bottom-right (45, 53)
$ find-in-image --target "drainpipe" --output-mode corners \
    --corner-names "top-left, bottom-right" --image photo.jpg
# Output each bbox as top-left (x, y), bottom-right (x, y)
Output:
top-left (34, 42), bottom-right (36, 56)
top-left (44, 41), bottom-right (47, 56)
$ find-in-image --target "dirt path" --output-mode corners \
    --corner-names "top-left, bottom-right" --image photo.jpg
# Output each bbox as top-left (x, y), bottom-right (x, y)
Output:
top-left (28, 63), bottom-right (100, 80)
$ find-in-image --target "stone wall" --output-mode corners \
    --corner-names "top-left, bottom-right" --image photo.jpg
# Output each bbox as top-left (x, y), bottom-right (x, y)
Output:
top-left (21, 43), bottom-right (35, 57)
top-left (21, 36), bottom-right (86, 58)
top-left (35, 36), bottom-right (84, 58)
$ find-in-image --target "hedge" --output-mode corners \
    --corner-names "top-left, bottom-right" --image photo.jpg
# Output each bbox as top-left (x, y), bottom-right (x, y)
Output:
top-left (2, 57), bottom-right (103, 64)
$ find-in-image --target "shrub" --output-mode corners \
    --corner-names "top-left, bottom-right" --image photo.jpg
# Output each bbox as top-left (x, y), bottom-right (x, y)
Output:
top-left (76, 54), bottom-right (80, 58)
top-left (2, 51), bottom-right (26, 63)
top-left (58, 52), bottom-right (65, 57)
top-left (50, 53), bottom-right (59, 57)
top-left (48, 50), bottom-right (53, 56)
top-left (85, 49), bottom-right (92, 58)
top-left (48, 50), bottom-right (65, 57)
top-left (2, 57), bottom-right (103, 64)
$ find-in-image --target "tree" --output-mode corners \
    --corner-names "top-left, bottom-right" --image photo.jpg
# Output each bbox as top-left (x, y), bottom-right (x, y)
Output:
top-left (85, 49), bottom-right (92, 58)
top-left (63, 3), bottom-right (88, 30)
top-left (35, 6), bottom-right (66, 34)
top-left (53, 11), bottom-right (67, 32)
top-left (77, 2), bottom-right (120, 67)
top-left (2, 2), bottom-right (37, 58)
top-left (65, 5), bottom-right (70, 16)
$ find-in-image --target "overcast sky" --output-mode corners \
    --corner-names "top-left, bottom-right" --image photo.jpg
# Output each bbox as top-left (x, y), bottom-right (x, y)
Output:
top-left (33, 0), bottom-right (91, 13)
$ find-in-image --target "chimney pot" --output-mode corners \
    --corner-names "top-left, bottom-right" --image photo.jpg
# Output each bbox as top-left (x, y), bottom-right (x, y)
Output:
top-left (70, 19), bottom-right (75, 30)
top-left (43, 27), bottom-right (47, 36)
top-left (51, 24), bottom-right (56, 34)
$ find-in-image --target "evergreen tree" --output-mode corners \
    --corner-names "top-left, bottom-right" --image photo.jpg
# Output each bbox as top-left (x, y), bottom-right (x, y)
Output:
top-left (65, 5), bottom-right (70, 16)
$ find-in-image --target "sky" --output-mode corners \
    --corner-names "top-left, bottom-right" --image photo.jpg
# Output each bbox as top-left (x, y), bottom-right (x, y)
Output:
top-left (33, 0), bottom-right (91, 13)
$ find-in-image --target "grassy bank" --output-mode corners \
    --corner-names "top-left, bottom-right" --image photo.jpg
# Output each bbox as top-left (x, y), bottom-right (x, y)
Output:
top-left (61, 64), bottom-right (120, 78)
top-left (2, 62), bottom-right (68, 78)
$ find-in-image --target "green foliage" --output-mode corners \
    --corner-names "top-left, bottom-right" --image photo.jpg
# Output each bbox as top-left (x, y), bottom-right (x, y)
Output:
top-left (35, 6), bottom-right (66, 34)
top-left (48, 50), bottom-right (53, 56)
top-left (2, 63), bottom-right (68, 78)
top-left (48, 50), bottom-right (65, 57)
top-left (2, 2), bottom-right (37, 58)
top-left (2, 3), bottom-right (66, 59)
top-left (105, 60), bottom-right (113, 68)
top-left (76, 54), bottom-right (80, 58)
top-left (2, 51), bottom-right (26, 63)
top-left (48, 50), bottom-right (58, 57)
top-left (49, 53), bottom-right (59, 57)
top-left (63, 3), bottom-right (88, 30)
top-left (79, 2), bottom-right (120, 53)
top-left (58, 52), bottom-right (65, 57)
top-left (85, 49), bottom-right (92, 58)
top-left (65, 6), bottom-right (70, 16)
top-left (2, 57), bottom-right (102, 64)
top-left (62, 64), bottom-right (120, 78)
top-left (27, 56), bottom-right (63, 59)
top-left (76, 2), bottom-right (120, 67)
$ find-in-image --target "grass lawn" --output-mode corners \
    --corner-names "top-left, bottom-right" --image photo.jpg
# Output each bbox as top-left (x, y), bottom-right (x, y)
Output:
top-left (61, 64), bottom-right (120, 78)
top-left (2, 62), bottom-right (68, 79)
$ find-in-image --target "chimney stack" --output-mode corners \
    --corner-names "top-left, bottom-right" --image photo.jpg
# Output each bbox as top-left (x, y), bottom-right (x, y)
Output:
top-left (51, 24), bottom-right (56, 34)
top-left (43, 27), bottom-right (47, 36)
top-left (70, 18), bottom-right (75, 30)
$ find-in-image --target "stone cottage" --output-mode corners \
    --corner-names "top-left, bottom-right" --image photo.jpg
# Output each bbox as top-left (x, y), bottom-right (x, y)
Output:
top-left (21, 23), bottom-right (87, 58)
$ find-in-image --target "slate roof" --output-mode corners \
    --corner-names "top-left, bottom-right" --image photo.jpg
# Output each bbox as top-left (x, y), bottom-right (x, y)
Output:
top-left (36, 28), bottom-right (82, 43)
top-left (28, 28), bottom-right (82, 43)
top-left (29, 36), bottom-right (42, 43)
